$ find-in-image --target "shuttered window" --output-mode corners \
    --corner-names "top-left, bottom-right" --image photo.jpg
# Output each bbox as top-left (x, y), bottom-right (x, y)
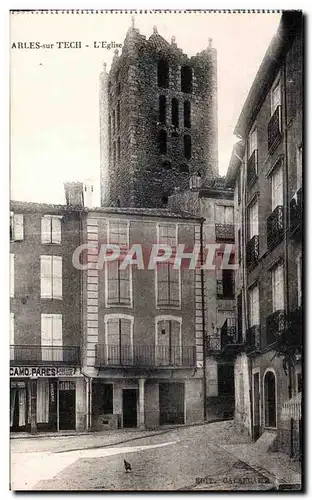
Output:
top-left (272, 263), bottom-right (284, 312)
top-left (271, 165), bottom-right (283, 210)
top-left (10, 213), bottom-right (24, 241)
top-left (107, 221), bottom-right (131, 306)
top-left (105, 316), bottom-right (133, 364)
top-left (248, 128), bottom-right (257, 158)
top-left (215, 205), bottom-right (234, 224)
top-left (41, 216), bottom-right (61, 244)
top-left (156, 318), bottom-right (182, 365)
top-left (271, 76), bottom-right (281, 115)
top-left (41, 314), bottom-right (63, 361)
top-left (40, 255), bottom-right (62, 299)
top-left (156, 225), bottom-right (180, 308)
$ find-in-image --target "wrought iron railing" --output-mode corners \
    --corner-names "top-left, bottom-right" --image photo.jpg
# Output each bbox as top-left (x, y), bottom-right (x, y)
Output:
top-left (267, 205), bottom-right (284, 250)
top-left (215, 224), bottom-right (234, 242)
top-left (247, 149), bottom-right (258, 187)
top-left (95, 344), bottom-right (196, 368)
top-left (290, 187), bottom-right (302, 238)
top-left (10, 345), bottom-right (80, 365)
top-left (266, 310), bottom-right (285, 346)
top-left (246, 235), bottom-right (259, 269)
top-left (246, 325), bottom-right (261, 350)
top-left (268, 105), bottom-right (282, 152)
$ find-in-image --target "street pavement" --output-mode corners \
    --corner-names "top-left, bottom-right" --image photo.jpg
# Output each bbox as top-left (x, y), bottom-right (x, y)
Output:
top-left (9, 421), bottom-right (296, 491)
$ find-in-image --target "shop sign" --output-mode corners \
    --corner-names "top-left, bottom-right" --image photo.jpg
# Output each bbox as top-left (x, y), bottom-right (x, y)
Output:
top-left (10, 366), bottom-right (79, 378)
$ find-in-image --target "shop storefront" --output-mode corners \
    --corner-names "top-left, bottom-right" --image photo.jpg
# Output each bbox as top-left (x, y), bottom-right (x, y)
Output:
top-left (10, 366), bottom-right (85, 433)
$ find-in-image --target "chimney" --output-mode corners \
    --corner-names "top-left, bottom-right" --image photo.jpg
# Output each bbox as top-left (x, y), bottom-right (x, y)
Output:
top-left (64, 182), bottom-right (84, 207)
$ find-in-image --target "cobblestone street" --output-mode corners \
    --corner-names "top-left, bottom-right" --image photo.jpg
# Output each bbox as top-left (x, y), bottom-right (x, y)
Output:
top-left (11, 421), bottom-right (276, 491)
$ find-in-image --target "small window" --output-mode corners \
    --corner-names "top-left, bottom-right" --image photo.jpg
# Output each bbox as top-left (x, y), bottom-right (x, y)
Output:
top-left (248, 284), bottom-right (260, 326)
top-left (158, 130), bottom-right (167, 155)
top-left (248, 128), bottom-right (257, 158)
top-left (179, 164), bottom-right (189, 174)
top-left (248, 199), bottom-right (259, 239)
top-left (183, 135), bottom-right (191, 159)
top-left (159, 95), bottom-right (166, 124)
top-left (271, 76), bottom-right (281, 116)
top-left (271, 164), bottom-right (283, 210)
top-left (171, 98), bottom-right (179, 128)
top-left (184, 101), bottom-right (191, 128)
top-left (41, 216), bottom-right (61, 244)
top-left (157, 59), bottom-right (169, 88)
top-left (181, 65), bottom-right (192, 93)
top-left (271, 263), bottom-right (284, 312)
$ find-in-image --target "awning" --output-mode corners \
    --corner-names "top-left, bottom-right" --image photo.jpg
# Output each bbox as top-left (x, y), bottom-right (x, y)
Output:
top-left (281, 392), bottom-right (302, 421)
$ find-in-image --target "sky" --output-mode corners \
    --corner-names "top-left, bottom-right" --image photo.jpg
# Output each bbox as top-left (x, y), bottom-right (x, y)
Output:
top-left (10, 11), bottom-right (281, 206)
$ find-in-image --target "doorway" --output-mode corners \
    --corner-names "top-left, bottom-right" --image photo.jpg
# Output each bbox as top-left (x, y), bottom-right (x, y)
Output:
top-left (10, 382), bottom-right (28, 432)
top-left (264, 371), bottom-right (276, 428)
top-left (159, 383), bottom-right (185, 425)
top-left (122, 389), bottom-right (137, 428)
top-left (59, 382), bottom-right (76, 430)
top-left (253, 371), bottom-right (261, 440)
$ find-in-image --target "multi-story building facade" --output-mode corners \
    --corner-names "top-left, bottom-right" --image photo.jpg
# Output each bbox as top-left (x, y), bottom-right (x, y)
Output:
top-left (10, 184), bottom-right (206, 432)
top-left (226, 11), bottom-right (303, 457)
top-left (100, 22), bottom-right (218, 208)
top-left (169, 176), bottom-right (236, 419)
top-left (10, 200), bottom-right (85, 433)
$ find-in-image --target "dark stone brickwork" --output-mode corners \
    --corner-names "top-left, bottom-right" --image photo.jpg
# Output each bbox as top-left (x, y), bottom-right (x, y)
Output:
top-left (100, 26), bottom-right (218, 208)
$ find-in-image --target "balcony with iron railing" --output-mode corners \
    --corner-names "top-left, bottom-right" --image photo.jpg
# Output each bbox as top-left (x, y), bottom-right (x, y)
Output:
top-left (246, 235), bottom-right (259, 269)
top-left (215, 224), bottom-right (235, 242)
top-left (266, 310), bottom-right (285, 347)
top-left (268, 105), bottom-right (282, 153)
top-left (10, 345), bottom-right (80, 366)
top-left (246, 325), bottom-right (261, 351)
top-left (95, 344), bottom-right (196, 368)
top-left (290, 187), bottom-right (302, 240)
top-left (247, 149), bottom-right (258, 187)
top-left (267, 205), bottom-right (284, 250)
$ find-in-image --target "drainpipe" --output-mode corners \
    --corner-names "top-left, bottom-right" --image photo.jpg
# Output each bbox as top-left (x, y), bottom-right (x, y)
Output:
top-left (200, 217), bottom-right (207, 421)
top-left (282, 60), bottom-right (293, 457)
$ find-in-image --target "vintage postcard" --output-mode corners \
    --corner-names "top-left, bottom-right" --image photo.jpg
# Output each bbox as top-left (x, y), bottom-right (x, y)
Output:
top-left (10, 9), bottom-right (303, 491)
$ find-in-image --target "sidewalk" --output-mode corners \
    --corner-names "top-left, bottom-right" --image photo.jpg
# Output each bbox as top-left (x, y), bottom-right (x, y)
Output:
top-left (221, 442), bottom-right (302, 489)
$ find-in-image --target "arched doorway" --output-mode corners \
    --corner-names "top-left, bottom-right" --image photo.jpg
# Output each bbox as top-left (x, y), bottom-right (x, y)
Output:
top-left (264, 370), bottom-right (277, 428)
